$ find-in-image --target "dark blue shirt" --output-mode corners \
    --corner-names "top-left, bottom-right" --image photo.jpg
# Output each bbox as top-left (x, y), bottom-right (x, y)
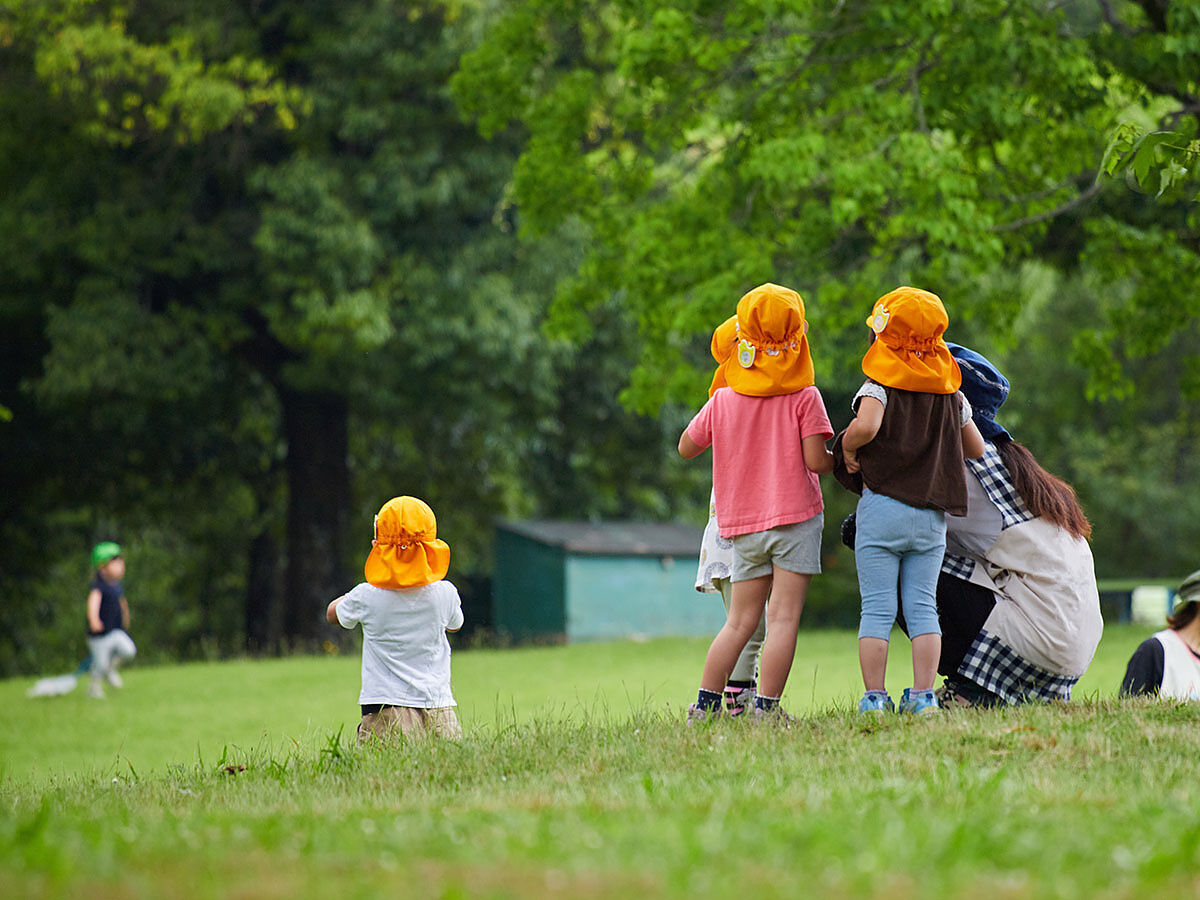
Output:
top-left (88, 575), bottom-right (124, 636)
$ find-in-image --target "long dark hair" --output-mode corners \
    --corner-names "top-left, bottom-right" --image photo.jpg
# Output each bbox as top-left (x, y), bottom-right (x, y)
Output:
top-left (996, 439), bottom-right (1092, 540)
top-left (1167, 601), bottom-right (1198, 630)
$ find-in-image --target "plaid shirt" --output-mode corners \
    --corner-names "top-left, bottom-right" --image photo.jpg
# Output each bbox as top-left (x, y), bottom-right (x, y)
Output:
top-left (958, 630), bottom-right (1078, 703)
top-left (940, 443), bottom-right (1033, 579)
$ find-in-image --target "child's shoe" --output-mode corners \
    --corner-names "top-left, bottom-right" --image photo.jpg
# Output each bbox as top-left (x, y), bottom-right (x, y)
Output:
top-left (106, 668), bottom-right (124, 689)
top-left (857, 690), bottom-right (894, 714)
top-left (87, 679), bottom-right (105, 700)
top-left (899, 688), bottom-right (940, 716)
top-left (723, 684), bottom-right (755, 717)
top-left (750, 705), bottom-right (797, 726)
top-left (686, 703), bottom-right (720, 725)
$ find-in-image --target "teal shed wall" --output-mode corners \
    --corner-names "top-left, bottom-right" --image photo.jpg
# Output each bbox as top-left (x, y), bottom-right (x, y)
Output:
top-left (563, 555), bottom-right (726, 642)
top-left (492, 530), bottom-right (566, 641)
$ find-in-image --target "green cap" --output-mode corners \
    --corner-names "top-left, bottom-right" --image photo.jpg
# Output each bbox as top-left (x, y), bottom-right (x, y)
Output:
top-left (1176, 569), bottom-right (1200, 610)
top-left (92, 542), bottom-right (122, 569)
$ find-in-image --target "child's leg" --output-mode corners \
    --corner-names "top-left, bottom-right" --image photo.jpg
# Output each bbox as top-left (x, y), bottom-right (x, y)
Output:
top-left (855, 492), bottom-right (904, 692)
top-left (757, 567), bottom-right (812, 698)
top-left (720, 578), bottom-right (765, 684)
top-left (699, 575), bottom-right (771, 692)
top-left (898, 511), bottom-right (947, 691)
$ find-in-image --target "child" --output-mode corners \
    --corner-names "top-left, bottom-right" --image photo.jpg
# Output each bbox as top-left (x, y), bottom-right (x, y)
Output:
top-left (693, 315), bottom-right (766, 716)
top-left (835, 286), bottom-right (984, 715)
top-left (85, 542), bottom-right (137, 700)
top-left (679, 283), bottom-right (835, 722)
top-left (327, 496), bottom-right (464, 742)
top-left (1121, 569), bottom-right (1200, 700)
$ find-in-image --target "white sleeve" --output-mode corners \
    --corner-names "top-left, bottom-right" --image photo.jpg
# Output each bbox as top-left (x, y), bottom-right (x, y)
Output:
top-left (852, 380), bottom-right (887, 413)
top-left (335, 585), bottom-right (367, 629)
top-left (958, 391), bottom-right (973, 426)
top-left (443, 582), bottom-right (464, 631)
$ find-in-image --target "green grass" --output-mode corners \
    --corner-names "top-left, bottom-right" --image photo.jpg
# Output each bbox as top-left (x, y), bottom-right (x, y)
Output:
top-left (2, 625), bottom-right (1198, 899)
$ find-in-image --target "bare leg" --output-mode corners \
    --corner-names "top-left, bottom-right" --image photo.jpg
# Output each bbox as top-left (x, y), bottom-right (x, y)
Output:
top-left (858, 637), bottom-right (889, 692)
top-left (757, 567), bottom-right (811, 698)
top-left (910, 633), bottom-right (941, 691)
top-left (700, 575), bottom-right (771, 693)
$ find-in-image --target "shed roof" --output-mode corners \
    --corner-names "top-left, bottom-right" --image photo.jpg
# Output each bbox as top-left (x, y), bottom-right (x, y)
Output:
top-left (497, 520), bottom-right (704, 557)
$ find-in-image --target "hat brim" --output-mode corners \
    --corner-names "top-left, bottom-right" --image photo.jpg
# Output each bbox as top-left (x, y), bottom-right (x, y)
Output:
top-left (721, 337), bottom-right (815, 397)
top-left (365, 539), bottom-right (450, 589)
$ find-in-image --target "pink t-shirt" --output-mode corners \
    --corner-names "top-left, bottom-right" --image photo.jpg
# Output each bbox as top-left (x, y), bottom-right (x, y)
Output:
top-left (687, 386), bottom-right (833, 538)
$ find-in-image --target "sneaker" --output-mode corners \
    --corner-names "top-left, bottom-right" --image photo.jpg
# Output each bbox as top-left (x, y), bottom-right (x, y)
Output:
top-left (750, 705), bottom-right (797, 726)
top-left (934, 683), bottom-right (972, 709)
top-left (87, 680), bottom-right (106, 700)
top-left (105, 669), bottom-right (123, 689)
top-left (857, 691), bottom-right (894, 714)
top-left (899, 688), bottom-right (940, 716)
top-left (687, 703), bottom-right (720, 725)
top-left (723, 684), bottom-right (755, 717)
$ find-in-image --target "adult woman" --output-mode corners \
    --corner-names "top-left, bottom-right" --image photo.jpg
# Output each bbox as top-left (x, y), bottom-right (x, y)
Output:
top-left (934, 345), bottom-right (1103, 706)
top-left (1120, 570), bottom-right (1200, 700)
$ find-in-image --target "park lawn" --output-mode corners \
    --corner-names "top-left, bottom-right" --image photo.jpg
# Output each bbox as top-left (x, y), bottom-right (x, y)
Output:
top-left (1, 626), bottom-right (1148, 784)
top-left (2, 626), bottom-right (1197, 900)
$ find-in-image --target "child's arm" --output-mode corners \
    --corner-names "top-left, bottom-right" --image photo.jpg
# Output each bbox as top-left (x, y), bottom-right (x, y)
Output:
top-left (325, 597), bottom-right (343, 625)
top-left (841, 396), bottom-right (884, 473)
top-left (961, 420), bottom-right (985, 459)
top-left (678, 429), bottom-right (706, 459)
top-left (802, 435), bottom-right (834, 474)
top-left (120, 596), bottom-right (130, 630)
top-left (86, 588), bottom-right (103, 634)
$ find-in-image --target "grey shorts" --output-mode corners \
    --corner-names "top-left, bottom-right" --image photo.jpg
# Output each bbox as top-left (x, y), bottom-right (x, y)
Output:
top-left (731, 513), bottom-right (824, 581)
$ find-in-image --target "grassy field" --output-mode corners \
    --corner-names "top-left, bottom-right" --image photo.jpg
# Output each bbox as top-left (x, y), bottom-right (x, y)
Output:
top-left (2, 625), bottom-right (1198, 899)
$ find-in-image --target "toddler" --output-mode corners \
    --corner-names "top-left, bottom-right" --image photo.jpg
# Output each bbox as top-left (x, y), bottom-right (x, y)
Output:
top-left (835, 287), bottom-right (984, 715)
top-left (327, 496), bottom-right (464, 741)
top-left (85, 541), bottom-right (137, 699)
top-left (679, 283), bottom-right (834, 722)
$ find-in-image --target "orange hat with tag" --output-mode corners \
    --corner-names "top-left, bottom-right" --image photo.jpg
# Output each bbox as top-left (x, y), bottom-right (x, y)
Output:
top-left (364, 496), bottom-right (450, 589)
top-left (707, 315), bottom-right (738, 397)
top-left (861, 286), bottom-right (961, 394)
top-left (721, 283), bottom-right (815, 397)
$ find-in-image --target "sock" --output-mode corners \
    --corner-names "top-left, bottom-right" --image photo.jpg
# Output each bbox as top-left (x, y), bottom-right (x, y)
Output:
top-left (755, 695), bottom-right (780, 711)
top-left (696, 688), bottom-right (722, 712)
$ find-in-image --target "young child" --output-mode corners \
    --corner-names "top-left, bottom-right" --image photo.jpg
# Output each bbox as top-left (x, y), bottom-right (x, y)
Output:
top-left (835, 286), bottom-right (984, 715)
top-left (327, 496), bottom-right (464, 742)
top-left (85, 542), bottom-right (137, 700)
top-left (693, 315), bottom-right (766, 716)
top-left (679, 283), bottom-right (835, 722)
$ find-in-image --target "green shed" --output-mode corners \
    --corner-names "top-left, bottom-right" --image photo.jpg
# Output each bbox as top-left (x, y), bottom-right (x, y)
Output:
top-left (492, 520), bottom-right (725, 643)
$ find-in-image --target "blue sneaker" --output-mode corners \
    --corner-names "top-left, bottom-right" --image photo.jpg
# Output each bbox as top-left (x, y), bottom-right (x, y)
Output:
top-left (857, 690), bottom-right (894, 714)
top-left (899, 688), bottom-right (940, 716)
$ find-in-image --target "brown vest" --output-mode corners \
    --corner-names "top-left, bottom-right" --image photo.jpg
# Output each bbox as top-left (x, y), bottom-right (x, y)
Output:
top-left (834, 387), bottom-right (968, 515)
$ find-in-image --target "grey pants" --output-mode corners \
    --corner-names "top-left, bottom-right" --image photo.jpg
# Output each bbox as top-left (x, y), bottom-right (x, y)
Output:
top-left (86, 629), bottom-right (136, 680)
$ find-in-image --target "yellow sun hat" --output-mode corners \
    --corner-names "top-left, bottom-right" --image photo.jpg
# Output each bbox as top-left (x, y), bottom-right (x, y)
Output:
top-left (721, 283), bottom-right (815, 397)
top-left (861, 286), bottom-right (961, 394)
top-left (706, 314), bottom-right (738, 397)
top-left (364, 496), bottom-right (450, 590)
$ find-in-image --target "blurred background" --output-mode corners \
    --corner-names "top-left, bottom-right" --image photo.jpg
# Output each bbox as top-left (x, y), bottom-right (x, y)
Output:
top-left (2, 0), bottom-right (1197, 675)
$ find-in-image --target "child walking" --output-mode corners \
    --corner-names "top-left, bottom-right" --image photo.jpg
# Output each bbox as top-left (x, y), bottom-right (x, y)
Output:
top-left (693, 315), bottom-right (766, 716)
top-left (85, 542), bottom-right (137, 699)
top-left (679, 283), bottom-right (835, 722)
top-left (835, 287), bottom-right (984, 715)
top-left (327, 496), bottom-right (464, 742)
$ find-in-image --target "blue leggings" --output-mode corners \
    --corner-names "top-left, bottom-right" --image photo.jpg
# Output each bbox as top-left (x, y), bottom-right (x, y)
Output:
top-left (854, 489), bottom-right (946, 641)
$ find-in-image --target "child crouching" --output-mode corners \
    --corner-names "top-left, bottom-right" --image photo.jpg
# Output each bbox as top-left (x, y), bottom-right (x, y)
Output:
top-left (327, 496), bottom-right (464, 742)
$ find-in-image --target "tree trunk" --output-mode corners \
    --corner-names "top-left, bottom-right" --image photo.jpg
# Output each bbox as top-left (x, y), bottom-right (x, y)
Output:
top-left (280, 388), bottom-right (350, 648)
top-left (245, 530), bottom-right (282, 653)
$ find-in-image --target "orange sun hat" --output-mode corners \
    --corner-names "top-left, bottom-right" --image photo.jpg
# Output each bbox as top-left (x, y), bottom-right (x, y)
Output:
top-left (364, 496), bottom-right (450, 590)
top-left (706, 314), bottom-right (738, 397)
top-left (721, 283), bottom-right (815, 397)
top-left (861, 286), bottom-right (961, 394)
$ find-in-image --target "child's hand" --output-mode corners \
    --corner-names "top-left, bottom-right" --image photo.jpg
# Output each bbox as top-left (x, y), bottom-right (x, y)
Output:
top-left (844, 446), bottom-right (860, 473)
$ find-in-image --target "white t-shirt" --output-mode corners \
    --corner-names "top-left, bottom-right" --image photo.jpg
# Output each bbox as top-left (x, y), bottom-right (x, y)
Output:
top-left (336, 580), bottom-right (464, 708)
